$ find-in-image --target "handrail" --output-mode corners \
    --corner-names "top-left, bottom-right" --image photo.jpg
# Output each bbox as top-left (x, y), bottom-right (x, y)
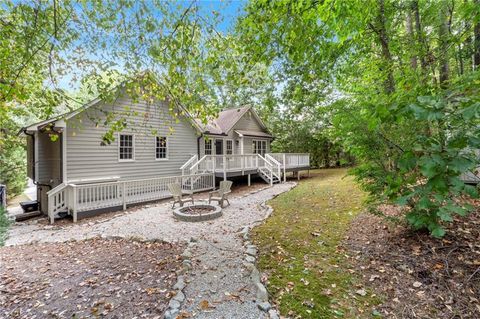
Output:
top-left (265, 154), bottom-right (281, 166)
top-left (265, 154), bottom-right (282, 180)
top-left (47, 182), bottom-right (69, 224)
top-left (180, 154), bottom-right (198, 171)
top-left (190, 155), bottom-right (208, 172)
top-left (47, 182), bottom-right (66, 195)
top-left (70, 172), bottom-right (212, 187)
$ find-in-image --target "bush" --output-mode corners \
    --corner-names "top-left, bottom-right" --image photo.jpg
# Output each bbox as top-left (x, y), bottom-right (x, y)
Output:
top-left (0, 135), bottom-right (27, 197)
top-left (340, 74), bottom-right (480, 237)
top-left (0, 206), bottom-right (10, 246)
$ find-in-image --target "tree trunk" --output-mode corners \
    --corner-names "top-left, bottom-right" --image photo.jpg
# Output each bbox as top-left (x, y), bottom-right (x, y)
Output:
top-left (464, 0), bottom-right (473, 71)
top-left (475, 0), bottom-right (480, 68)
top-left (438, 0), bottom-right (450, 86)
top-left (458, 44), bottom-right (464, 75)
top-left (412, 0), bottom-right (428, 73)
top-left (374, 0), bottom-right (395, 94)
top-left (323, 141), bottom-right (330, 168)
top-left (406, 5), bottom-right (417, 69)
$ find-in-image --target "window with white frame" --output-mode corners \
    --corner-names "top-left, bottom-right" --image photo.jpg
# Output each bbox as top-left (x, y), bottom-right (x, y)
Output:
top-left (119, 134), bottom-right (134, 161)
top-left (226, 140), bottom-right (233, 155)
top-left (205, 139), bottom-right (212, 155)
top-left (253, 140), bottom-right (267, 156)
top-left (155, 136), bottom-right (168, 160)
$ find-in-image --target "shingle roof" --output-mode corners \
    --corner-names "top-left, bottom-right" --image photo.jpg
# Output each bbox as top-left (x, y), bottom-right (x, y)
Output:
top-left (195, 106), bottom-right (251, 135)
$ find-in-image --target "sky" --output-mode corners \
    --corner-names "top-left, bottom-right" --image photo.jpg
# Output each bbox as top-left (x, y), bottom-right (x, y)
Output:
top-left (55, 0), bottom-right (248, 92)
top-left (194, 0), bottom-right (246, 32)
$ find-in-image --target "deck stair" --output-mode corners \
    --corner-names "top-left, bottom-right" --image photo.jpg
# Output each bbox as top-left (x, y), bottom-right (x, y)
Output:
top-left (258, 166), bottom-right (281, 184)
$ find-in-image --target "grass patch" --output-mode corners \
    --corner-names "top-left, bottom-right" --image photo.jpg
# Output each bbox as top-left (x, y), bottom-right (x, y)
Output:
top-left (251, 168), bottom-right (381, 318)
top-left (0, 206), bottom-right (11, 246)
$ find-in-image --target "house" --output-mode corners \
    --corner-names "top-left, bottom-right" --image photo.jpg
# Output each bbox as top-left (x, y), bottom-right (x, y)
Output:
top-left (21, 92), bottom-right (310, 223)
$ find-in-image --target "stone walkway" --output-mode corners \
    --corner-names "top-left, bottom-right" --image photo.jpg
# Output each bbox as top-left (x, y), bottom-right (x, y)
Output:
top-left (5, 182), bottom-right (296, 318)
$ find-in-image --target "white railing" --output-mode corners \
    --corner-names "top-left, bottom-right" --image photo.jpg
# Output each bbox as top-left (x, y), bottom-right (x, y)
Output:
top-left (267, 153), bottom-right (310, 168)
top-left (265, 154), bottom-right (282, 180)
top-left (48, 173), bottom-right (215, 223)
top-left (47, 183), bottom-right (68, 224)
top-left (182, 153), bottom-right (310, 179)
top-left (209, 154), bottom-right (258, 172)
top-left (180, 154), bottom-right (198, 175)
top-left (190, 155), bottom-right (210, 173)
top-left (257, 154), bottom-right (281, 185)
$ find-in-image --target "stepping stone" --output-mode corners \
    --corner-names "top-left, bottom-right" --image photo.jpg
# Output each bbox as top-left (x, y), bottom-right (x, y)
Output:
top-left (258, 302), bottom-right (271, 312)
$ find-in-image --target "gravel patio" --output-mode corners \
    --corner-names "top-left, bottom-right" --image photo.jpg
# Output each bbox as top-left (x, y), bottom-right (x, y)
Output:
top-left (2, 181), bottom-right (296, 318)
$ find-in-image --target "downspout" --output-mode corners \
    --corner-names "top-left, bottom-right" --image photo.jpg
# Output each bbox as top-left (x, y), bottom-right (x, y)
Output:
top-left (197, 134), bottom-right (203, 158)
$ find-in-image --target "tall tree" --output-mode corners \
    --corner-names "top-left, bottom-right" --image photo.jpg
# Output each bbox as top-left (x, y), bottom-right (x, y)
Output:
top-left (475, 0), bottom-right (480, 67)
top-left (236, 0), bottom-right (480, 237)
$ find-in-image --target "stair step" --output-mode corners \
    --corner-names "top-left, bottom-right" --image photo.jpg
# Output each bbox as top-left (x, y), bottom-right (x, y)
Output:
top-left (15, 210), bottom-right (42, 222)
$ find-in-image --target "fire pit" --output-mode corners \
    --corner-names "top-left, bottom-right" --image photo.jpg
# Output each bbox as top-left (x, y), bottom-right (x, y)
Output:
top-left (173, 204), bottom-right (222, 222)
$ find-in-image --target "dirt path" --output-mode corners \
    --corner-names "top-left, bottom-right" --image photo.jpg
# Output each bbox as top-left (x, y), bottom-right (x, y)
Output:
top-left (180, 237), bottom-right (265, 318)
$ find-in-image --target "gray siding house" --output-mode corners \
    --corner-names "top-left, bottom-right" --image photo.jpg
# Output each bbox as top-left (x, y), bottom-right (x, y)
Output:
top-left (22, 94), bottom-right (310, 223)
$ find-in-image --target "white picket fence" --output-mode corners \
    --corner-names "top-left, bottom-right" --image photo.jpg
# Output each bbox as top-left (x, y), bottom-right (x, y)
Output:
top-left (47, 173), bottom-right (215, 223)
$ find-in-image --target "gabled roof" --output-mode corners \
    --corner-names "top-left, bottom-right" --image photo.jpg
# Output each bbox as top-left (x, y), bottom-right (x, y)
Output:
top-left (196, 106), bottom-right (269, 136)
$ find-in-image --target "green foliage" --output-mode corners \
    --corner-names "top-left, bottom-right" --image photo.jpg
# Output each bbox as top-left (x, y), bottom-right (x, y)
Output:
top-left (237, 0), bottom-right (480, 237)
top-left (268, 107), bottom-right (353, 168)
top-left (0, 137), bottom-right (27, 197)
top-left (0, 206), bottom-right (11, 246)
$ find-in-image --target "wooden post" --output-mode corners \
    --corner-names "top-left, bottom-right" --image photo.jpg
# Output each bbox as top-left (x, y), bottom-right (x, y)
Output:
top-left (49, 196), bottom-right (54, 224)
top-left (283, 154), bottom-right (286, 183)
top-left (270, 169), bottom-right (273, 186)
top-left (212, 173), bottom-right (216, 190)
top-left (241, 155), bottom-right (244, 175)
top-left (73, 186), bottom-right (77, 223)
top-left (122, 181), bottom-right (126, 210)
top-left (248, 174), bottom-right (251, 186)
top-left (223, 156), bottom-right (227, 181)
top-left (298, 171), bottom-right (300, 180)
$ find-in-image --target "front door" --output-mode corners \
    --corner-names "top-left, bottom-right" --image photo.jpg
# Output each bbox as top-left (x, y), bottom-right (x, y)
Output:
top-left (215, 139), bottom-right (224, 155)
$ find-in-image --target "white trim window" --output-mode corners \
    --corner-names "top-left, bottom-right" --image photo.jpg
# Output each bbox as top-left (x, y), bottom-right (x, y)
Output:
top-left (205, 139), bottom-right (212, 155)
top-left (155, 136), bottom-right (168, 160)
top-left (226, 139), bottom-right (233, 155)
top-left (119, 134), bottom-right (134, 161)
top-left (253, 140), bottom-right (268, 156)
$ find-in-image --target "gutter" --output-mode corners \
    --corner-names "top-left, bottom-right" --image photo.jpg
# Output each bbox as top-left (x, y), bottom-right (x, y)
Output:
top-left (197, 134), bottom-right (202, 158)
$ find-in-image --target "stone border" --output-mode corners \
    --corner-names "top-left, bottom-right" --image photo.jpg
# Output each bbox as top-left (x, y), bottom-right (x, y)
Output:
top-left (238, 182), bottom-right (298, 319)
top-left (164, 237), bottom-right (196, 319)
top-left (173, 204), bottom-right (222, 222)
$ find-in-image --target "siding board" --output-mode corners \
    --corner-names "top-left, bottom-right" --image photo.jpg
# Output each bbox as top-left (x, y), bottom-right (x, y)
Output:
top-left (66, 97), bottom-right (198, 181)
top-left (37, 131), bottom-right (62, 184)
